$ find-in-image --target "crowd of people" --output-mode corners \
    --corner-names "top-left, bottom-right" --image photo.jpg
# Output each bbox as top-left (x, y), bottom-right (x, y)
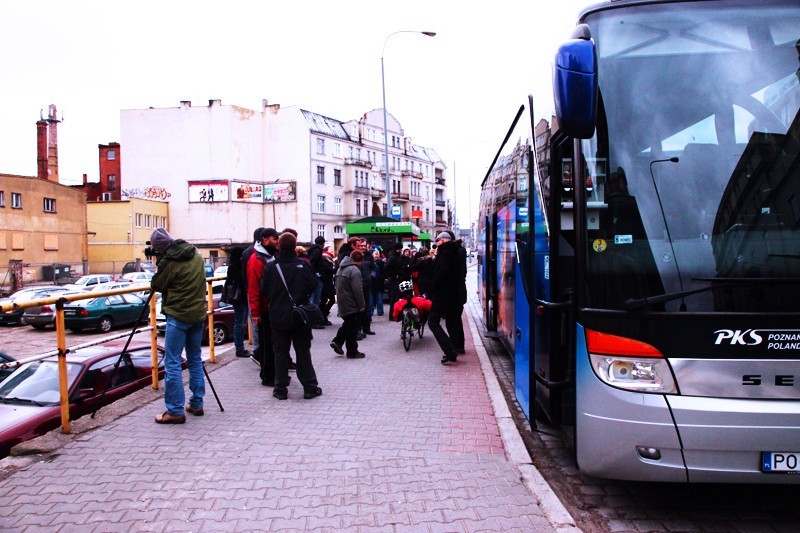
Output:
top-left (150, 225), bottom-right (468, 423)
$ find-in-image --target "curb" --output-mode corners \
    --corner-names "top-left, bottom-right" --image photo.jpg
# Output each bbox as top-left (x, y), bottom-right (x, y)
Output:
top-left (465, 296), bottom-right (581, 532)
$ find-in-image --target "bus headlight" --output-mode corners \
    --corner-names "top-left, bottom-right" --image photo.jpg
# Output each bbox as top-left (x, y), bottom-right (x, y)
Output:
top-left (586, 329), bottom-right (677, 394)
top-left (591, 354), bottom-right (676, 393)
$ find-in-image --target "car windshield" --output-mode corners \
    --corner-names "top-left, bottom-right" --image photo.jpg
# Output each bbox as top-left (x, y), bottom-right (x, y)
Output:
top-left (0, 361), bottom-right (83, 404)
top-left (576, 0), bottom-right (800, 312)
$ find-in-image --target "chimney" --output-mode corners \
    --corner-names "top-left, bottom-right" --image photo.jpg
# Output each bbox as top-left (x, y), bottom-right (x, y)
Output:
top-left (36, 117), bottom-right (48, 180)
top-left (46, 104), bottom-right (60, 183)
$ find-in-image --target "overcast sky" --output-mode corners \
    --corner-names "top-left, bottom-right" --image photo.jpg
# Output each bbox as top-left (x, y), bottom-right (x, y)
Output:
top-left (0, 0), bottom-right (588, 227)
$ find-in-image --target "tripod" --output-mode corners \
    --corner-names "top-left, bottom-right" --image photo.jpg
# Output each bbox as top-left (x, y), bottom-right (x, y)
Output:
top-left (92, 290), bottom-right (224, 419)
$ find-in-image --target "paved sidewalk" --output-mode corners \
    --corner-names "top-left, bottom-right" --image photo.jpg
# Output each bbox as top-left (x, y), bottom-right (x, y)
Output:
top-left (0, 275), bottom-right (578, 532)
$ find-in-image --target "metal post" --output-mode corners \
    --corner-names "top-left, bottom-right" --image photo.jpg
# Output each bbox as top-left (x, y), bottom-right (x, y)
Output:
top-left (381, 30), bottom-right (436, 220)
top-left (55, 299), bottom-right (70, 434)
top-left (150, 294), bottom-right (159, 389)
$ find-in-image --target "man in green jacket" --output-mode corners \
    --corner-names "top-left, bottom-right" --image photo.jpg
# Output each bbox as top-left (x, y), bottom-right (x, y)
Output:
top-left (149, 228), bottom-right (207, 424)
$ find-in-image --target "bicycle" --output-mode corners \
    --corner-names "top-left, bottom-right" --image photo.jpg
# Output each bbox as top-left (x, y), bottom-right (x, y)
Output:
top-left (400, 305), bottom-right (425, 351)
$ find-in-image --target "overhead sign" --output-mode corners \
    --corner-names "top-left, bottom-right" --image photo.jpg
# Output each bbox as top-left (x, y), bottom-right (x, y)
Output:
top-left (411, 209), bottom-right (423, 219)
top-left (391, 205), bottom-right (402, 219)
top-left (232, 181), bottom-right (264, 203)
top-left (346, 221), bottom-right (420, 236)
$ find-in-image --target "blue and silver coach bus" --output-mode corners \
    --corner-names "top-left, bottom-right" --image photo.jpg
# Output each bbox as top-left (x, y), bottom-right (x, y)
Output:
top-left (478, 0), bottom-right (800, 482)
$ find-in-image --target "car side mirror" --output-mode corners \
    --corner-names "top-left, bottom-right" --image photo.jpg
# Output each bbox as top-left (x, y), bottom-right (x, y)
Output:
top-left (553, 24), bottom-right (598, 139)
top-left (76, 388), bottom-right (95, 401)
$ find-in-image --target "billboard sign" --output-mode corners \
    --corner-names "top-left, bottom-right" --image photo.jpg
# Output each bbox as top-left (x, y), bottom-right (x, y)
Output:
top-left (188, 180), bottom-right (229, 203)
top-left (264, 181), bottom-right (297, 203)
top-left (232, 181), bottom-right (264, 203)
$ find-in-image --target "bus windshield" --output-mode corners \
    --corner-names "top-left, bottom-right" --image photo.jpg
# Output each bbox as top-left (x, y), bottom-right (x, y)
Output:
top-left (579, 0), bottom-right (800, 312)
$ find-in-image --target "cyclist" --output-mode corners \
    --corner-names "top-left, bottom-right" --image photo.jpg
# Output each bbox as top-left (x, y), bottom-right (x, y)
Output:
top-left (391, 280), bottom-right (432, 323)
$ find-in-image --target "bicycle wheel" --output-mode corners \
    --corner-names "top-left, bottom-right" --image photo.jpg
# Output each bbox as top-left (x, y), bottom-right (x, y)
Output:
top-left (418, 321), bottom-right (425, 339)
top-left (402, 312), bottom-right (413, 351)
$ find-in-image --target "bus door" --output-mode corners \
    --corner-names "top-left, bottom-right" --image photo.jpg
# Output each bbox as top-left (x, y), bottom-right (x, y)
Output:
top-left (483, 213), bottom-right (499, 332)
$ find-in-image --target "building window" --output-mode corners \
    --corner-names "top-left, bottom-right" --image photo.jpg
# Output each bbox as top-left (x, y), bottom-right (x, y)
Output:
top-left (334, 197), bottom-right (342, 215)
top-left (161, 216), bottom-right (167, 228)
top-left (43, 198), bottom-right (56, 213)
top-left (11, 192), bottom-right (21, 209)
top-left (0, 191), bottom-right (4, 207)
top-left (317, 138), bottom-right (325, 155)
top-left (426, 208), bottom-right (431, 221)
top-left (392, 179), bottom-right (401, 194)
top-left (334, 169), bottom-right (341, 187)
top-left (317, 194), bottom-right (326, 213)
top-left (145, 214), bottom-right (152, 228)
top-left (108, 174), bottom-right (117, 191)
top-left (135, 213), bottom-right (143, 227)
top-left (107, 150), bottom-right (116, 160)
top-left (334, 224), bottom-right (343, 234)
top-left (317, 166), bottom-right (325, 184)
top-left (383, 202), bottom-right (388, 216)
top-left (356, 198), bottom-right (362, 216)
top-left (317, 224), bottom-right (325, 238)
top-left (334, 142), bottom-right (341, 158)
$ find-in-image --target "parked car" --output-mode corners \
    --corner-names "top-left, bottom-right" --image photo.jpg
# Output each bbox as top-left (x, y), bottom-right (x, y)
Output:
top-left (0, 287), bottom-right (75, 326)
top-left (121, 261), bottom-right (156, 275)
top-left (0, 352), bottom-right (16, 383)
top-left (0, 341), bottom-right (165, 459)
top-left (213, 265), bottom-right (228, 278)
top-left (86, 281), bottom-right (139, 293)
top-left (155, 295), bottom-right (234, 345)
top-left (63, 293), bottom-right (148, 333)
top-left (61, 274), bottom-right (115, 292)
top-left (121, 272), bottom-right (154, 285)
top-left (22, 290), bottom-right (83, 330)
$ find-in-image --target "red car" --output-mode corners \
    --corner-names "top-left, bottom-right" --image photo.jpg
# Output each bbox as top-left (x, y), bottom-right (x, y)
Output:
top-left (0, 341), bottom-right (165, 459)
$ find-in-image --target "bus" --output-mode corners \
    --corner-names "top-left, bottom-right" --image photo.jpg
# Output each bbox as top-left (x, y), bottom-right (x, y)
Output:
top-left (478, 0), bottom-right (800, 483)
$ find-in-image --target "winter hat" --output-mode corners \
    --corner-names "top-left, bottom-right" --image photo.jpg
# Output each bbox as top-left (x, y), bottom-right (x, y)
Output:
top-left (435, 232), bottom-right (452, 242)
top-left (252, 227), bottom-right (266, 242)
top-left (260, 227), bottom-right (280, 240)
top-left (314, 236), bottom-right (326, 246)
top-left (150, 228), bottom-right (175, 254)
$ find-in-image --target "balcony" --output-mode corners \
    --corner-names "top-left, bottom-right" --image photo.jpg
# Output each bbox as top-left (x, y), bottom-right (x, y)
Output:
top-left (370, 187), bottom-right (385, 198)
top-left (351, 185), bottom-right (370, 195)
top-left (345, 158), bottom-right (373, 169)
top-left (393, 192), bottom-right (410, 202)
top-left (435, 177), bottom-right (446, 186)
top-left (402, 169), bottom-right (423, 179)
top-left (435, 199), bottom-right (446, 207)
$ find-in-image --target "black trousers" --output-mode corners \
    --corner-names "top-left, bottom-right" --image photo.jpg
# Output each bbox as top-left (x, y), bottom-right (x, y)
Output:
top-left (272, 327), bottom-right (318, 393)
top-left (446, 306), bottom-right (465, 351)
top-left (428, 309), bottom-right (458, 358)
top-left (257, 313), bottom-right (275, 384)
top-left (333, 313), bottom-right (361, 355)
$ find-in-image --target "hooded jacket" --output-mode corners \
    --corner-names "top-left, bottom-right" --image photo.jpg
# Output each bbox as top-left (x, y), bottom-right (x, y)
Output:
top-left (334, 256), bottom-right (365, 317)
top-left (246, 241), bottom-right (274, 320)
top-left (151, 240), bottom-right (207, 323)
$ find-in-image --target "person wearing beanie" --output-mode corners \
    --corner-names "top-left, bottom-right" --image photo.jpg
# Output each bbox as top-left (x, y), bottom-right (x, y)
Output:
top-left (261, 232), bottom-right (322, 400)
top-left (306, 235), bottom-right (326, 309)
top-left (427, 231), bottom-right (463, 365)
top-left (330, 249), bottom-right (366, 359)
top-left (247, 227), bottom-right (283, 386)
top-left (222, 246), bottom-right (250, 358)
top-left (149, 228), bottom-right (208, 424)
top-left (383, 241), bottom-right (407, 317)
top-left (319, 246), bottom-right (336, 325)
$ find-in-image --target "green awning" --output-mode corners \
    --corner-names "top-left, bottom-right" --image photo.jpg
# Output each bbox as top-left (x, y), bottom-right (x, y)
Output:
top-left (346, 221), bottom-right (420, 236)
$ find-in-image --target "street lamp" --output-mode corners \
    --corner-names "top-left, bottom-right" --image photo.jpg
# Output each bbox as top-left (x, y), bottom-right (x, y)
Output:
top-left (382, 30), bottom-right (436, 219)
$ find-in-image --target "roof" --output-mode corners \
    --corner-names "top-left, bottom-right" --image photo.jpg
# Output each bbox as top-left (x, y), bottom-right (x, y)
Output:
top-left (301, 110), bottom-right (351, 141)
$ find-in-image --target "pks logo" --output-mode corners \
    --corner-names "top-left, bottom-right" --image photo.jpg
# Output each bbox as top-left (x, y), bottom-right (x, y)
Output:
top-left (714, 329), bottom-right (763, 345)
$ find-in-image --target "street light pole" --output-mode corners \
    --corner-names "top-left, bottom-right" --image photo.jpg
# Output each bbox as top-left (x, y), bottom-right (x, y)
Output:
top-left (382, 30), bottom-right (436, 220)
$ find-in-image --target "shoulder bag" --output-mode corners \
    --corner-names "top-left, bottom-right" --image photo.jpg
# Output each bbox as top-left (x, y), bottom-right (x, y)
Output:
top-left (276, 264), bottom-right (324, 328)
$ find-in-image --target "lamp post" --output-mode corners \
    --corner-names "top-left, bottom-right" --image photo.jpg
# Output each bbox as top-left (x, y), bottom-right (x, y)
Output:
top-left (382, 30), bottom-right (436, 219)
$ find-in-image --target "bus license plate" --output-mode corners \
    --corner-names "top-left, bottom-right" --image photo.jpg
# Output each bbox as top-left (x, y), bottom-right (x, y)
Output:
top-left (762, 452), bottom-right (800, 473)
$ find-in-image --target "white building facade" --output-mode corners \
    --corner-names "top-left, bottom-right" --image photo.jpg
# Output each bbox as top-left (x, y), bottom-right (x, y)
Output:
top-left (120, 99), bottom-right (448, 255)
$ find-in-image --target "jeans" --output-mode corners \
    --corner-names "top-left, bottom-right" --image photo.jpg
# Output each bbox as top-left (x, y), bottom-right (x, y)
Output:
top-left (232, 300), bottom-right (248, 352)
top-left (310, 278), bottom-right (323, 306)
top-left (164, 316), bottom-right (205, 415)
top-left (369, 285), bottom-right (384, 316)
top-left (248, 312), bottom-right (260, 350)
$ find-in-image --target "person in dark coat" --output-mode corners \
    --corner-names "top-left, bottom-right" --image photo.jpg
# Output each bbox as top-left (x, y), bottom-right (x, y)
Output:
top-left (307, 235), bottom-right (325, 306)
top-left (445, 230), bottom-right (468, 354)
top-left (383, 242), bottom-right (404, 319)
top-left (222, 246), bottom-right (250, 357)
top-left (261, 232), bottom-right (322, 401)
top-left (319, 248), bottom-right (336, 325)
top-left (241, 227), bottom-right (265, 356)
top-left (331, 250), bottom-right (366, 358)
top-left (369, 249), bottom-right (386, 316)
top-left (356, 238), bottom-right (375, 336)
top-left (428, 232), bottom-right (465, 364)
top-left (410, 247), bottom-right (435, 298)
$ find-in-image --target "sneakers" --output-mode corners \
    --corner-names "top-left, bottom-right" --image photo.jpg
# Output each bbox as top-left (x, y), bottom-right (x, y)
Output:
top-left (186, 405), bottom-right (204, 416)
top-left (323, 319), bottom-right (333, 326)
top-left (249, 355), bottom-right (261, 367)
top-left (346, 352), bottom-right (366, 359)
top-left (304, 387), bottom-right (323, 399)
top-left (155, 412), bottom-right (186, 424)
top-left (288, 359), bottom-right (297, 371)
top-left (235, 350), bottom-right (252, 358)
top-left (273, 388), bottom-right (288, 400)
top-left (441, 354), bottom-right (458, 365)
top-left (330, 341), bottom-right (344, 355)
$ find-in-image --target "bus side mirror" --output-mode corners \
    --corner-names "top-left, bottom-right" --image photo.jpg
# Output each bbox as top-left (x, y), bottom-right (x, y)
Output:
top-left (554, 25), bottom-right (598, 139)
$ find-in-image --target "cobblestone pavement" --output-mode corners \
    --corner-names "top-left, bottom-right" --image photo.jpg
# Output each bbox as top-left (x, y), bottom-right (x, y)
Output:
top-left (0, 276), bottom-right (577, 532)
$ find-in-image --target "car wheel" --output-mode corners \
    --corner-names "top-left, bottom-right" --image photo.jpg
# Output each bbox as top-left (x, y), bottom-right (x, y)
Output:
top-left (98, 316), bottom-right (113, 333)
top-left (213, 324), bottom-right (228, 344)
